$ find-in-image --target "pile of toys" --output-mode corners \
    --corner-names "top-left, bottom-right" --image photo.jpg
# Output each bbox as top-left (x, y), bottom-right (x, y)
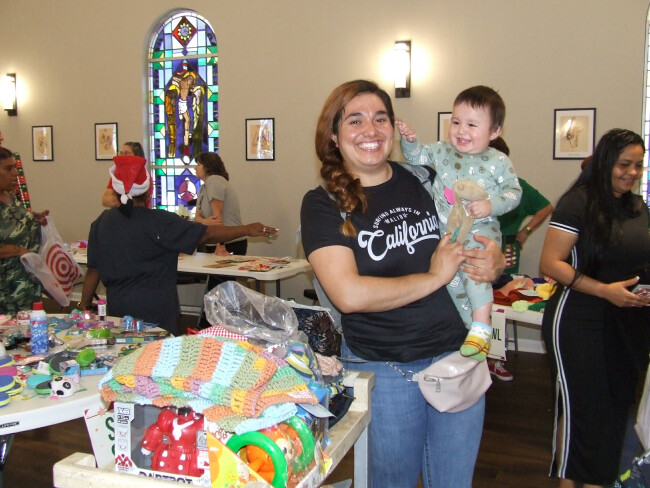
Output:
top-left (0, 309), bottom-right (165, 406)
top-left (99, 282), bottom-right (345, 487)
top-left (102, 334), bottom-right (331, 487)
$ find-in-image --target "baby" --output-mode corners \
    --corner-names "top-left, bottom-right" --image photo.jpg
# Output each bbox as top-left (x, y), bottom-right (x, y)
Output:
top-left (397, 85), bottom-right (521, 361)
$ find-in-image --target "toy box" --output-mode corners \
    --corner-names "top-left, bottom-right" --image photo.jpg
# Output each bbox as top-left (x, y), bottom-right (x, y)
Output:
top-left (113, 402), bottom-right (211, 485)
top-left (113, 401), bottom-right (330, 488)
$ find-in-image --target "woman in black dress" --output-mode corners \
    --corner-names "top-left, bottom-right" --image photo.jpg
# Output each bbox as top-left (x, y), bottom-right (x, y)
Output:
top-left (540, 128), bottom-right (650, 487)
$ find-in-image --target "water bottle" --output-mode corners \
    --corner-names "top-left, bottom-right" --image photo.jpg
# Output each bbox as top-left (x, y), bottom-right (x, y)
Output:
top-left (97, 299), bottom-right (107, 321)
top-left (29, 302), bottom-right (49, 355)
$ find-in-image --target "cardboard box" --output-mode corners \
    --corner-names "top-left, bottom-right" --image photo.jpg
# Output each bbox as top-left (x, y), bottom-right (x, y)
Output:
top-left (113, 402), bottom-right (211, 485)
top-left (84, 401), bottom-right (115, 469)
top-left (112, 402), bottom-right (330, 488)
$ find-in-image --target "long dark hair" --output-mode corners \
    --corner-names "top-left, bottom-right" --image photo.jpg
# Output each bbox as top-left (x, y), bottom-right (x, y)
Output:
top-left (567, 128), bottom-right (645, 275)
top-left (315, 80), bottom-right (395, 237)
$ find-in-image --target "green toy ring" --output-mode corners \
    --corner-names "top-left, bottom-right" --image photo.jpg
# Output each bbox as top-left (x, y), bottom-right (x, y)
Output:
top-left (282, 416), bottom-right (315, 473)
top-left (226, 431), bottom-right (288, 488)
top-left (34, 380), bottom-right (51, 395)
top-left (48, 356), bottom-right (64, 375)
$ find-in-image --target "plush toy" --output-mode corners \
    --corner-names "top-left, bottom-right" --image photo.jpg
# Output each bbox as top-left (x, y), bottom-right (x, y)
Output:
top-left (445, 179), bottom-right (489, 244)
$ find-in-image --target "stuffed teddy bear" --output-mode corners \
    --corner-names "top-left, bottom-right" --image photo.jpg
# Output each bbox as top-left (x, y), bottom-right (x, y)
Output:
top-left (445, 179), bottom-right (489, 244)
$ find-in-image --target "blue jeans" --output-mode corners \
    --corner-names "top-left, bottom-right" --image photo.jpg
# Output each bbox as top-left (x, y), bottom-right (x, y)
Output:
top-left (341, 342), bottom-right (485, 488)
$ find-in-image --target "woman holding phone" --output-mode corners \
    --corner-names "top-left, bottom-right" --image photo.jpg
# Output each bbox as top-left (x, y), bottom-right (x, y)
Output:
top-left (539, 128), bottom-right (650, 487)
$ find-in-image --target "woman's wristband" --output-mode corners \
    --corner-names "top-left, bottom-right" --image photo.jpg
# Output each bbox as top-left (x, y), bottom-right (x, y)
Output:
top-left (567, 269), bottom-right (583, 289)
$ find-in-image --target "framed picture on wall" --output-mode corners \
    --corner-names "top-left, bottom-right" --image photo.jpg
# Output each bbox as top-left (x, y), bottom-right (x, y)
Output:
top-left (245, 118), bottom-right (275, 160)
top-left (95, 122), bottom-right (118, 160)
top-left (437, 112), bottom-right (451, 142)
top-left (32, 125), bottom-right (53, 161)
top-left (553, 108), bottom-right (596, 160)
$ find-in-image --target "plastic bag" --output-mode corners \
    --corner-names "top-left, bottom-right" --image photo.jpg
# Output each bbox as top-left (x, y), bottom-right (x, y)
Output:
top-left (20, 216), bottom-right (83, 306)
top-left (204, 281), bottom-right (300, 345)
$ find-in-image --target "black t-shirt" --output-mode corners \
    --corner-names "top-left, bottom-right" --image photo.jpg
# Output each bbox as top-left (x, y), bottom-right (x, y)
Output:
top-left (300, 162), bottom-right (466, 362)
top-left (544, 186), bottom-right (650, 403)
top-left (87, 207), bottom-right (207, 334)
top-left (550, 187), bottom-right (650, 285)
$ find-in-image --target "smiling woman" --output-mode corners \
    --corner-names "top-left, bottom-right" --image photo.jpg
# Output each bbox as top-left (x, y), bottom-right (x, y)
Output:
top-left (0, 147), bottom-right (50, 314)
top-left (330, 92), bottom-right (394, 185)
top-left (611, 144), bottom-right (645, 197)
top-left (539, 128), bottom-right (650, 486)
top-left (300, 79), bottom-right (505, 488)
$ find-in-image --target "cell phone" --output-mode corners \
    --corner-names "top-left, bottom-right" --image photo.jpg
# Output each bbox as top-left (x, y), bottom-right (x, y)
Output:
top-left (632, 284), bottom-right (650, 298)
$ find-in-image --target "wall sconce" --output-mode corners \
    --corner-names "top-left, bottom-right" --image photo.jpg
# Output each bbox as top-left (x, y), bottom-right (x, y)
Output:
top-left (2, 74), bottom-right (17, 116)
top-left (394, 41), bottom-right (411, 98)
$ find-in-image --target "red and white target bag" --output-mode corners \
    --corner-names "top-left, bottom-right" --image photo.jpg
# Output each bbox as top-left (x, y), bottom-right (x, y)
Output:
top-left (20, 216), bottom-right (83, 306)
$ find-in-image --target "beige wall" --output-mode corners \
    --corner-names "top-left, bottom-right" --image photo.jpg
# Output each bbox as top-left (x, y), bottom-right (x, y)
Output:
top-left (1, 0), bottom-right (648, 315)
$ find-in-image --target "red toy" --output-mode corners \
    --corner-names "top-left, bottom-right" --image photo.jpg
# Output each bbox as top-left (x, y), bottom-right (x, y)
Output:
top-left (140, 407), bottom-right (205, 477)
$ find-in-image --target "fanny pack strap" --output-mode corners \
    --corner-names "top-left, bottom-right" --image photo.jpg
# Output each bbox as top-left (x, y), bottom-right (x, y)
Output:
top-left (386, 362), bottom-right (418, 382)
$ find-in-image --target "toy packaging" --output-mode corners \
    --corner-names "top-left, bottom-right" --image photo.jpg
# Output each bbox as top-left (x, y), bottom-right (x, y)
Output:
top-left (113, 402), bottom-right (330, 488)
top-left (114, 402), bottom-right (211, 485)
top-left (112, 330), bottom-right (170, 344)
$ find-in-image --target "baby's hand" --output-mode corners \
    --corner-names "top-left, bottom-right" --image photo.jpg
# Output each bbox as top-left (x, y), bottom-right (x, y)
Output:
top-left (466, 199), bottom-right (492, 219)
top-left (395, 118), bottom-right (417, 142)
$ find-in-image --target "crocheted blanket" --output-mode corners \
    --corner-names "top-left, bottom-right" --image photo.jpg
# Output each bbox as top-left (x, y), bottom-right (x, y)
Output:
top-left (98, 336), bottom-right (318, 432)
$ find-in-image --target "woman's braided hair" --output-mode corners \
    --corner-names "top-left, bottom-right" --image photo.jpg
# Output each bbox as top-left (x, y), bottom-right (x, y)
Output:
top-left (314, 80), bottom-right (395, 237)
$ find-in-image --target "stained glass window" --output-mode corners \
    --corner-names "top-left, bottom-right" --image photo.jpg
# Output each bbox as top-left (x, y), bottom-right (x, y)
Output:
top-left (643, 11), bottom-right (650, 206)
top-left (148, 11), bottom-right (218, 211)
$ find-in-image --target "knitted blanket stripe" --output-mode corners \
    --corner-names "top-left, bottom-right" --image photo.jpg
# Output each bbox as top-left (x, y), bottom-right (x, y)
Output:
top-left (170, 335), bottom-right (201, 379)
top-left (99, 336), bottom-right (318, 428)
top-left (191, 338), bottom-right (226, 382)
top-left (112, 342), bottom-right (150, 388)
top-left (135, 339), bottom-right (165, 378)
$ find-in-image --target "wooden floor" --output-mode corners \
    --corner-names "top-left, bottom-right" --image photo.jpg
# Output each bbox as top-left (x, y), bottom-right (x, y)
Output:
top-left (3, 347), bottom-right (558, 488)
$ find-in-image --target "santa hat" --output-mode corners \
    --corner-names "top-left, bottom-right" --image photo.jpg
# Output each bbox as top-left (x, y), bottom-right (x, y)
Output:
top-left (109, 155), bottom-right (150, 205)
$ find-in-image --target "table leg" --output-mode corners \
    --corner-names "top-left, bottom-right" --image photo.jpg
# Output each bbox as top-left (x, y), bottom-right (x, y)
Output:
top-left (354, 426), bottom-right (369, 488)
top-left (195, 275), bottom-right (211, 328)
top-left (275, 279), bottom-right (280, 297)
top-left (0, 433), bottom-right (14, 488)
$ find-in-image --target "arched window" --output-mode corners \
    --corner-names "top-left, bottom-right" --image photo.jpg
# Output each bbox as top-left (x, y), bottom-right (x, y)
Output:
top-left (642, 6), bottom-right (650, 205)
top-left (147, 10), bottom-right (218, 211)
